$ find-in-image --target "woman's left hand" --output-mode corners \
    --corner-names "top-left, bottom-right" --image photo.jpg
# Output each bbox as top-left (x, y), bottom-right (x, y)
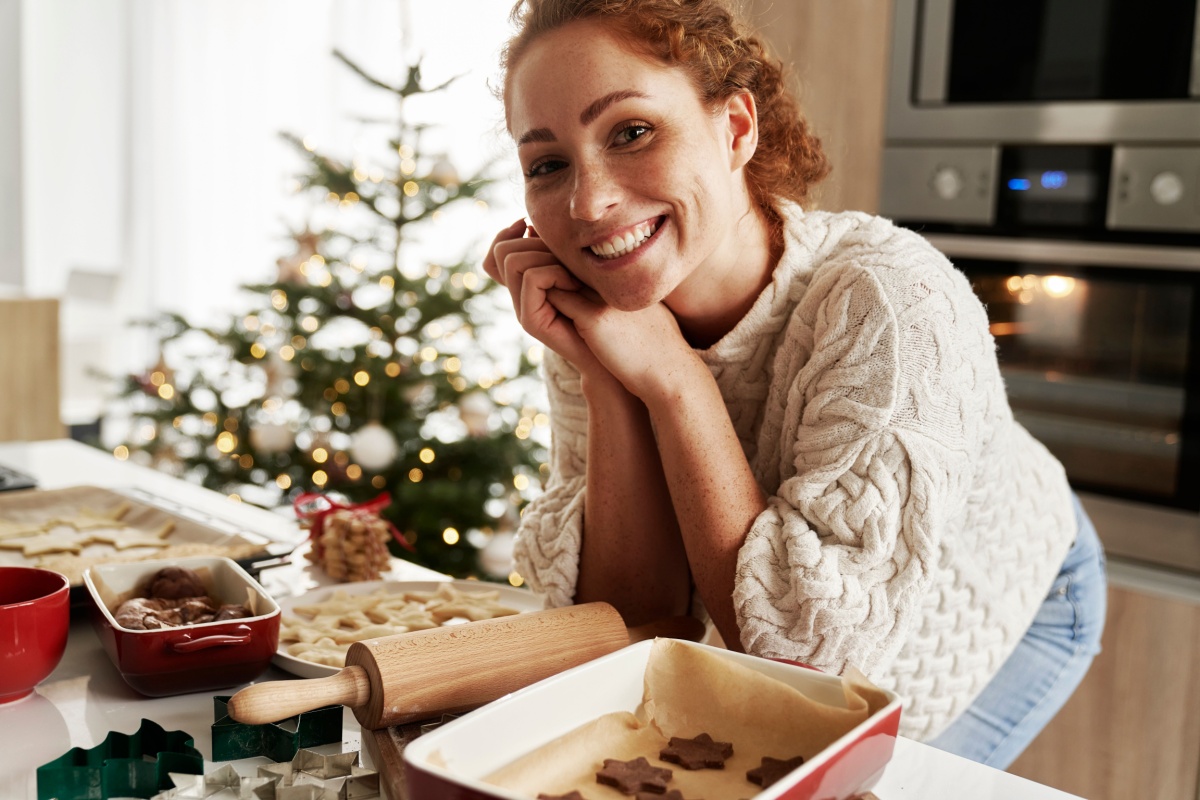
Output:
top-left (544, 288), bottom-right (698, 401)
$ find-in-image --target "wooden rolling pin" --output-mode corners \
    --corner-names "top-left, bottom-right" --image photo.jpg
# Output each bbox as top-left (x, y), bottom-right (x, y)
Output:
top-left (229, 601), bottom-right (699, 729)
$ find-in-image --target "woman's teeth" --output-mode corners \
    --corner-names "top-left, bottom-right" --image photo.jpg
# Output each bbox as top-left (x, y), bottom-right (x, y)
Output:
top-left (590, 219), bottom-right (659, 259)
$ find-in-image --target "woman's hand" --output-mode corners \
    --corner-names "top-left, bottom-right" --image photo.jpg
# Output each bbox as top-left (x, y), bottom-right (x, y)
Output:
top-left (483, 218), bottom-right (696, 400)
top-left (483, 219), bottom-right (604, 376)
top-left (544, 288), bottom-right (698, 403)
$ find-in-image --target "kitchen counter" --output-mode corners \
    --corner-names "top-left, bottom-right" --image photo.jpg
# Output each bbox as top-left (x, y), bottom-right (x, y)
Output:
top-left (0, 439), bottom-right (1082, 800)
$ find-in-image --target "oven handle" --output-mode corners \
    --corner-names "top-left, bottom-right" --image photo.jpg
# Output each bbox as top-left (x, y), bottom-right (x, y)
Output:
top-left (924, 234), bottom-right (1200, 272)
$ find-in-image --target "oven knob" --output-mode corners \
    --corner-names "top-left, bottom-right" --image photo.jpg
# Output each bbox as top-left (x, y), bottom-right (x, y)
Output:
top-left (1149, 171), bottom-right (1185, 206)
top-left (931, 166), bottom-right (964, 200)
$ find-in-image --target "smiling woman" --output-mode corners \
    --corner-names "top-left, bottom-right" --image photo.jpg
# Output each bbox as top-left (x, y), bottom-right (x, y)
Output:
top-left (483, 0), bottom-right (1108, 772)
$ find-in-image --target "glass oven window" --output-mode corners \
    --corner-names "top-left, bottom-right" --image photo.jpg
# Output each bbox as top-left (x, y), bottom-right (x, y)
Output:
top-left (964, 261), bottom-right (1197, 506)
top-left (946, 0), bottom-right (1198, 102)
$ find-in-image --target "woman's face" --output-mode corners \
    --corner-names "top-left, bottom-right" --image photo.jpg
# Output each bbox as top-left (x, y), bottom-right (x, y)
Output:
top-left (506, 19), bottom-right (757, 312)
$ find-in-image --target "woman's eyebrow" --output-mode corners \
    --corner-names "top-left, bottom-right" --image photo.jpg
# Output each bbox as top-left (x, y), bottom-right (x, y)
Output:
top-left (516, 89), bottom-right (649, 148)
top-left (517, 127), bottom-right (556, 147)
top-left (579, 89), bottom-right (649, 126)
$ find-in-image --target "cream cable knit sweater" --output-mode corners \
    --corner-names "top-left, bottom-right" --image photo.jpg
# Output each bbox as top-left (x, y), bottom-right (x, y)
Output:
top-left (513, 205), bottom-right (1077, 741)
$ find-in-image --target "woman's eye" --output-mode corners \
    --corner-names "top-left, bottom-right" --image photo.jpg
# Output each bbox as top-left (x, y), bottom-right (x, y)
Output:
top-left (614, 124), bottom-right (651, 146)
top-left (525, 159), bottom-right (566, 178)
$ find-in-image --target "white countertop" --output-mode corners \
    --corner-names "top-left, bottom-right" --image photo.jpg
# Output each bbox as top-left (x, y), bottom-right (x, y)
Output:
top-left (0, 439), bottom-right (1081, 800)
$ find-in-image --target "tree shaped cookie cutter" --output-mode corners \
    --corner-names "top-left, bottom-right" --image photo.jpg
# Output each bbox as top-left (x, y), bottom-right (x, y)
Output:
top-left (36, 718), bottom-right (203, 800)
top-left (211, 695), bottom-right (344, 762)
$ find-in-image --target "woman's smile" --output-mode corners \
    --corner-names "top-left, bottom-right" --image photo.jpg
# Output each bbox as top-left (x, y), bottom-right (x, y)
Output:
top-left (584, 216), bottom-right (665, 263)
top-left (587, 216), bottom-right (662, 260)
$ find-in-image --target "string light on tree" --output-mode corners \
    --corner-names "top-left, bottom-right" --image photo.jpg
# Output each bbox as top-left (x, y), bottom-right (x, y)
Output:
top-left (109, 48), bottom-right (545, 577)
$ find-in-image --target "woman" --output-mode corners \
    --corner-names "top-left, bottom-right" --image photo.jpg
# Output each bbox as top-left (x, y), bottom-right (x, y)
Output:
top-left (483, 0), bottom-right (1106, 768)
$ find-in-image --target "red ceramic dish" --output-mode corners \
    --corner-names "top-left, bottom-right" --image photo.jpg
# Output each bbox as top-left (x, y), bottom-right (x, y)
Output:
top-left (83, 556), bottom-right (280, 697)
top-left (403, 639), bottom-right (902, 800)
top-left (0, 566), bottom-right (70, 703)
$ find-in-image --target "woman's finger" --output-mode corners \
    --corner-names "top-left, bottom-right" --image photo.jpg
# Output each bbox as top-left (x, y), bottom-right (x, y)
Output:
top-left (481, 218), bottom-right (529, 283)
top-left (492, 237), bottom-right (556, 288)
top-left (515, 264), bottom-right (580, 330)
top-left (545, 286), bottom-right (601, 322)
top-left (519, 267), bottom-right (595, 365)
top-left (499, 250), bottom-right (565, 318)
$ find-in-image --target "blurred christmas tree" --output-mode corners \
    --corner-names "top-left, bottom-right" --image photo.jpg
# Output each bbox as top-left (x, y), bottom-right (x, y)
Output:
top-left (111, 52), bottom-right (546, 579)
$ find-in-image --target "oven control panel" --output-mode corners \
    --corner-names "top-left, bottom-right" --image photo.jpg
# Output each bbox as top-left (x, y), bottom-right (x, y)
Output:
top-left (1109, 147), bottom-right (1200, 233)
top-left (880, 146), bottom-right (998, 225)
top-left (881, 144), bottom-right (1200, 237)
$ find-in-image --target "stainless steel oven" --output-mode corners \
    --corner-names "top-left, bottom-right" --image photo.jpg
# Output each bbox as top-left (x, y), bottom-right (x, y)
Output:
top-left (886, 0), bottom-right (1200, 143)
top-left (881, 1), bottom-right (1200, 575)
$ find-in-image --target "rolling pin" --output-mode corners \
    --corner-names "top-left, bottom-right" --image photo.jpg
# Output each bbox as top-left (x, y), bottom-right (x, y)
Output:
top-left (229, 601), bottom-right (698, 729)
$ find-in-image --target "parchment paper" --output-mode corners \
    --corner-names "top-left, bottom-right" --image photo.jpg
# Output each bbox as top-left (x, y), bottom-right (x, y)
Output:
top-left (485, 639), bottom-right (890, 799)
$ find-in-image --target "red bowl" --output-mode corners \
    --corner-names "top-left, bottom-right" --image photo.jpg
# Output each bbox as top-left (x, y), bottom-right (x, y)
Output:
top-left (0, 566), bottom-right (70, 704)
top-left (83, 556), bottom-right (280, 697)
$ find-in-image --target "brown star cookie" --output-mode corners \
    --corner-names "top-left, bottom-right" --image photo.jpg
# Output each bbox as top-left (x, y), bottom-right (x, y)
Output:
top-left (660, 732), bottom-right (733, 770)
top-left (538, 793), bottom-right (586, 800)
top-left (746, 755), bottom-right (806, 788)
top-left (596, 757), bottom-right (673, 794)
top-left (635, 791), bottom-right (692, 800)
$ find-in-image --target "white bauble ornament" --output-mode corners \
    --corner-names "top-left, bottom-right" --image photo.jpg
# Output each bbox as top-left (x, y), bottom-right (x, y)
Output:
top-left (249, 422), bottom-right (294, 455)
top-left (425, 155), bottom-right (460, 188)
top-left (479, 531), bottom-right (516, 579)
top-left (458, 391), bottom-right (493, 437)
top-left (264, 352), bottom-right (297, 396)
top-left (350, 422), bottom-right (399, 471)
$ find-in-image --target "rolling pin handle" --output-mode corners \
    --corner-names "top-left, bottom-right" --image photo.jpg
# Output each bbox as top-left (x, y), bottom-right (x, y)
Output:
top-left (227, 664), bottom-right (372, 724)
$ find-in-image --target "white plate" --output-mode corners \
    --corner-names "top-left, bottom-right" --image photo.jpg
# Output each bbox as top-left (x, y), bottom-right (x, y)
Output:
top-left (272, 579), bottom-right (543, 678)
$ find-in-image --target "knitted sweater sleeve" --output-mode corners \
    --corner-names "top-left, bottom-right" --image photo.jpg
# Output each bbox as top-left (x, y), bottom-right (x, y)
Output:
top-left (511, 349), bottom-right (589, 608)
top-left (734, 248), bottom-right (980, 678)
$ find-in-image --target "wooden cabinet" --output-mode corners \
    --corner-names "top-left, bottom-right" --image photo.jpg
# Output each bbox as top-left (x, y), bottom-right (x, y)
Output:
top-left (0, 297), bottom-right (63, 441)
top-left (741, 0), bottom-right (893, 215)
top-left (1008, 581), bottom-right (1200, 799)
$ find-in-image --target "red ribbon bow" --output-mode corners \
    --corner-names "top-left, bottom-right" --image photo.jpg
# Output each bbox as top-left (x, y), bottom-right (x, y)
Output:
top-left (292, 491), bottom-right (415, 556)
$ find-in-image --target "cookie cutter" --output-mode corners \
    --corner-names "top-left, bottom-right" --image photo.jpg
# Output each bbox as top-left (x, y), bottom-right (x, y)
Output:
top-left (36, 718), bottom-right (203, 800)
top-left (211, 695), bottom-right (344, 762)
top-left (258, 749), bottom-right (380, 799)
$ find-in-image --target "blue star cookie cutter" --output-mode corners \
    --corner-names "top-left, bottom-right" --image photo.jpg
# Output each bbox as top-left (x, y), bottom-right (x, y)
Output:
top-left (211, 695), bottom-right (344, 762)
top-left (36, 718), bottom-right (203, 800)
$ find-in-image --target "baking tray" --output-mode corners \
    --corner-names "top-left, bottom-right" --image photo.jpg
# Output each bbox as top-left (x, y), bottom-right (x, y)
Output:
top-left (398, 640), bottom-right (902, 800)
top-left (0, 485), bottom-right (299, 602)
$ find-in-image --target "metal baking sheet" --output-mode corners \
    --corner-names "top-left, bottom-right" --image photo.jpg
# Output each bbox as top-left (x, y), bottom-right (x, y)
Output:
top-left (0, 485), bottom-right (291, 588)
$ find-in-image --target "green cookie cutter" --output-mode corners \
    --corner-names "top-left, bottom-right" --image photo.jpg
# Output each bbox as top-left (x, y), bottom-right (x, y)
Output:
top-left (36, 718), bottom-right (203, 800)
top-left (211, 696), bottom-right (344, 762)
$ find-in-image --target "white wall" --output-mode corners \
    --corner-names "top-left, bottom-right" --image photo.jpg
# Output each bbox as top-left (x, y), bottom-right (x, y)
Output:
top-left (12, 0), bottom-right (525, 425)
top-left (20, 0), bottom-right (128, 297)
top-left (0, 0), bottom-right (24, 288)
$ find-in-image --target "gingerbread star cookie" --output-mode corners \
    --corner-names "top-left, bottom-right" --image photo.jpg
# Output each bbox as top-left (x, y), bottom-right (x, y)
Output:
top-left (746, 755), bottom-right (806, 788)
top-left (596, 757), bottom-right (673, 795)
top-left (659, 732), bottom-right (733, 770)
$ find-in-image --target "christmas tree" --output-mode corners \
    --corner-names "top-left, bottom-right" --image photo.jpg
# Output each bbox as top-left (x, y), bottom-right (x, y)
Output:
top-left (111, 52), bottom-right (546, 579)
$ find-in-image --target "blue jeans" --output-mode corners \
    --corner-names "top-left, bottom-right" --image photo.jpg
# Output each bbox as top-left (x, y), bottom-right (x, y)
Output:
top-left (927, 494), bottom-right (1106, 770)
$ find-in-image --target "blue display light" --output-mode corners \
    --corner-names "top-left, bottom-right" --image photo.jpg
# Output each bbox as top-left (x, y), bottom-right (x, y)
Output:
top-left (1041, 170), bottom-right (1068, 189)
top-left (1008, 178), bottom-right (1032, 191)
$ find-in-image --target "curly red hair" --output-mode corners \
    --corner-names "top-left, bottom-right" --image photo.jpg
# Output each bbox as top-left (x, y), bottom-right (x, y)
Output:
top-left (500, 0), bottom-right (830, 213)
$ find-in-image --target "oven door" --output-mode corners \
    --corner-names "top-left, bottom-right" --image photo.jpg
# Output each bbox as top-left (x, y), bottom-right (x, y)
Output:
top-left (918, 0), bottom-right (1200, 105)
top-left (928, 235), bottom-right (1200, 515)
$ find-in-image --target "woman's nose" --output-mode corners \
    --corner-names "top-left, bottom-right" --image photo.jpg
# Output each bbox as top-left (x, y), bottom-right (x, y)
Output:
top-left (569, 164), bottom-right (619, 221)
